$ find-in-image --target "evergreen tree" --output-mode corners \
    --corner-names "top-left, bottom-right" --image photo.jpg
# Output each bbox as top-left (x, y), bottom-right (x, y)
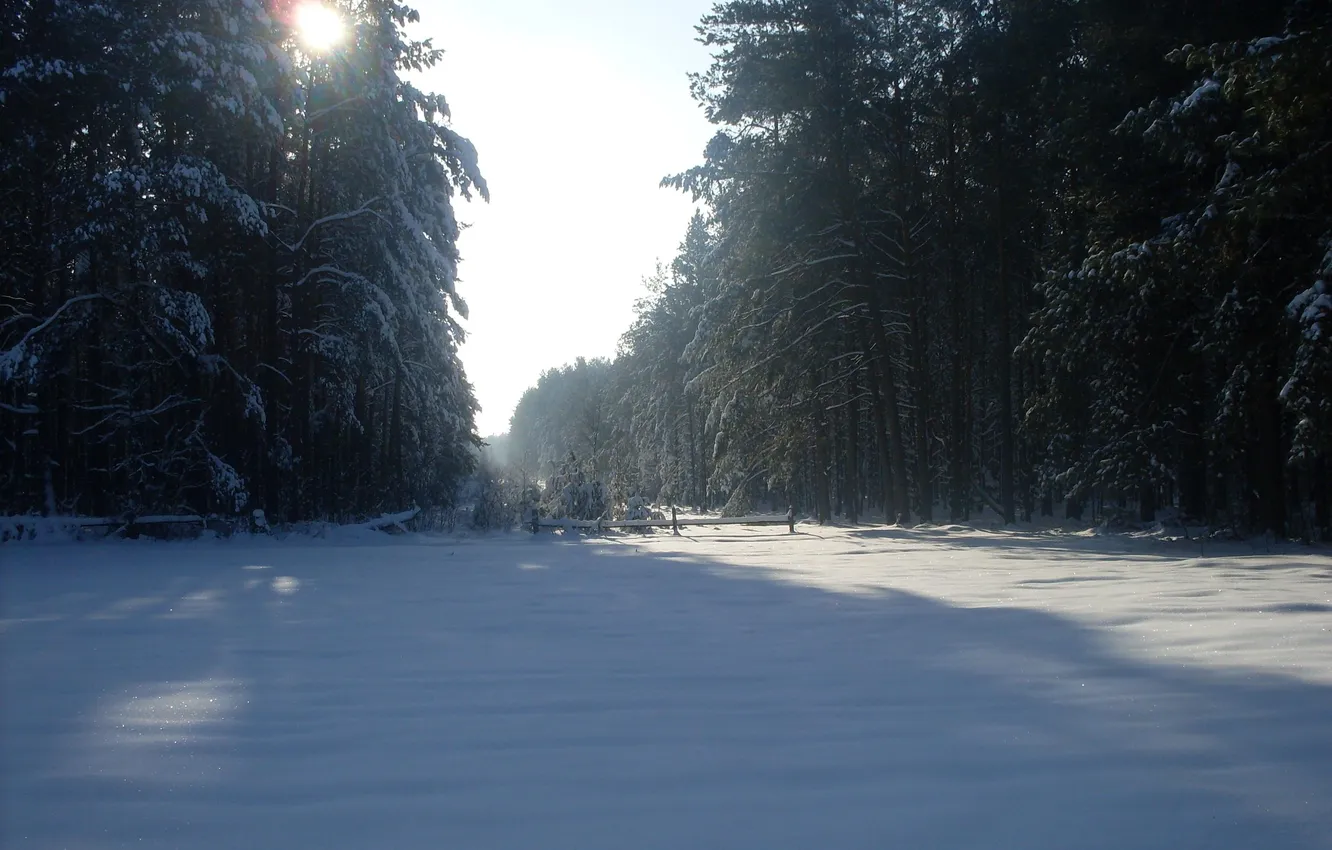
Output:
top-left (506, 0), bottom-right (1329, 539)
top-left (1, 0), bottom-right (485, 522)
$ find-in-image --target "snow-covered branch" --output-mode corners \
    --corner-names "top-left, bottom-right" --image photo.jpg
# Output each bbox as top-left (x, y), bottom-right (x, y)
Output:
top-left (280, 199), bottom-right (385, 253)
top-left (360, 507), bottom-right (420, 531)
top-left (291, 264), bottom-right (372, 289)
top-left (70, 394), bottom-right (199, 437)
top-left (0, 294), bottom-right (106, 380)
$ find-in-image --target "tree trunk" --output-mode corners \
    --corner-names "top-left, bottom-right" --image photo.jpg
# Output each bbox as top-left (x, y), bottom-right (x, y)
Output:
top-left (814, 422), bottom-right (832, 524)
top-left (866, 323), bottom-right (909, 524)
top-left (846, 375), bottom-right (861, 523)
top-left (997, 184), bottom-right (1016, 526)
top-left (867, 355), bottom-right (895, 523)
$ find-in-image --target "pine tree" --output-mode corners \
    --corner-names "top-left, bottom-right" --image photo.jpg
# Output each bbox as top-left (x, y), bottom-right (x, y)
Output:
top-left (1, 0), bottom-right (485, 523)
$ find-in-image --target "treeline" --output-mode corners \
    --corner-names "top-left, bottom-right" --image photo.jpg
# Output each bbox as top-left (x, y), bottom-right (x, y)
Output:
top-left (1, 0), bottom-right (484, 521)
top-left (508, 0), bottom-right (1331, 536)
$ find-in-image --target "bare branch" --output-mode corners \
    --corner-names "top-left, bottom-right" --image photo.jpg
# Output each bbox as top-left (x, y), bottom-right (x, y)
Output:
top-left (0, 401), bottom-right (39, 415)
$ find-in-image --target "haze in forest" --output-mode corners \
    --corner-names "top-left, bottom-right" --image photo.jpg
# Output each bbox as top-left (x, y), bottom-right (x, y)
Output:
top-left (419, 0), bottom-right (716, 436)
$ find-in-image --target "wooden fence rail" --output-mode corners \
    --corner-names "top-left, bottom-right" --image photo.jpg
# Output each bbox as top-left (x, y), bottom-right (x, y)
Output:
top-left (535, 513), bottom-right (796, 534)
top-left (3, 507), bottom-right (792, 540)
top-left (1, 507), bottom-right (419, 540)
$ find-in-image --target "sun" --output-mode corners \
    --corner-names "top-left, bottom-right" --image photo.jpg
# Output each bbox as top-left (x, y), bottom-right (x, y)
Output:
top-left (294, 2), bottom-right (345, 52)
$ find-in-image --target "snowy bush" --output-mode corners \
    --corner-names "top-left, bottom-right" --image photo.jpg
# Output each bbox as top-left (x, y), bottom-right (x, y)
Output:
top-left (720, 487), bottom-right (752, 518)
top-left (541, 453), bottom-right (608, 521)
top-left (624, 494), bottom-right (653, 521)
top-left (456, 460), bottom-right (534, 531)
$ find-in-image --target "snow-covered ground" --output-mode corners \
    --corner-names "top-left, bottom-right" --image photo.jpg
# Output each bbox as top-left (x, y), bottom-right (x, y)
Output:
top-left (3, 525), bottom-right (1331, 849)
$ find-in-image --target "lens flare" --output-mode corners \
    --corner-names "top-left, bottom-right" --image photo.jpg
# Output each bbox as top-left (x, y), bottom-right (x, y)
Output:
top-left (294, 2), bottom-right (344, 52)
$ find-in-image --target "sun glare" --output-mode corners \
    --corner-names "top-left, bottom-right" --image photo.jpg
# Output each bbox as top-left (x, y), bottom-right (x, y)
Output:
top-left (295, 2), bottom-right (344, 52)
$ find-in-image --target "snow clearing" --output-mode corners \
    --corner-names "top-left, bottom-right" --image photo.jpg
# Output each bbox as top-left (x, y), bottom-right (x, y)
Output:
top-left (3, 525), bottom-right (1331, 849)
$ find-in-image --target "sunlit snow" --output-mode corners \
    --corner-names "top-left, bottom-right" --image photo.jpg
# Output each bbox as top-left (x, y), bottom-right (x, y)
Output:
top-left (3, 526), bottom-right (1330, 848)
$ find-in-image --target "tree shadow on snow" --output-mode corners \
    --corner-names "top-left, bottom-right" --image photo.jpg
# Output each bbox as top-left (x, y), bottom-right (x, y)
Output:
top-left (3, 536), bottom-right (1331, 849)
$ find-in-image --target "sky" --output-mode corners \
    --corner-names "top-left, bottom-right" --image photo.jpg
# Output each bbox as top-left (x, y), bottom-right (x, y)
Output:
top-left (412, 0), bottom-right (718, 436)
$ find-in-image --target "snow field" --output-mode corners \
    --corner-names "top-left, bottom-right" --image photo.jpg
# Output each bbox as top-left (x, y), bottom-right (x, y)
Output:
top-left (2, 525), bottom-right (1331, 849)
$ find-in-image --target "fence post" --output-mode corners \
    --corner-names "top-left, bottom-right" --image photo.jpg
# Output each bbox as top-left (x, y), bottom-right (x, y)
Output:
top-left (672, 505), bottom-right (680, 536)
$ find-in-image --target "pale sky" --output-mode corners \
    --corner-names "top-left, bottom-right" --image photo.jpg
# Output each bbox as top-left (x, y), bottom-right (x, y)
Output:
top-left (412, 1), bottom-right (718, 436)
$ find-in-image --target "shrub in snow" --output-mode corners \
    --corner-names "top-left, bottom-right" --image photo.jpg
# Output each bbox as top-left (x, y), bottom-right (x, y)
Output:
top-left (450, 458), bottom-right (537, 531)
top-left (720, 487), bottom-right (752, 518)
top-left (541, 453), bottom-right (608, 521)
top-left (624, 494), bottom-right (652, 521)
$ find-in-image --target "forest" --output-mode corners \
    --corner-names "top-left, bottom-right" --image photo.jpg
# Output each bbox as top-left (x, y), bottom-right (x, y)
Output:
top-left (1, 0), bottom-right (485, 522)
top-left (507, 0), bottom-right (1332, 538)
top-left (4, 0), bottom-right (1330, 537)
